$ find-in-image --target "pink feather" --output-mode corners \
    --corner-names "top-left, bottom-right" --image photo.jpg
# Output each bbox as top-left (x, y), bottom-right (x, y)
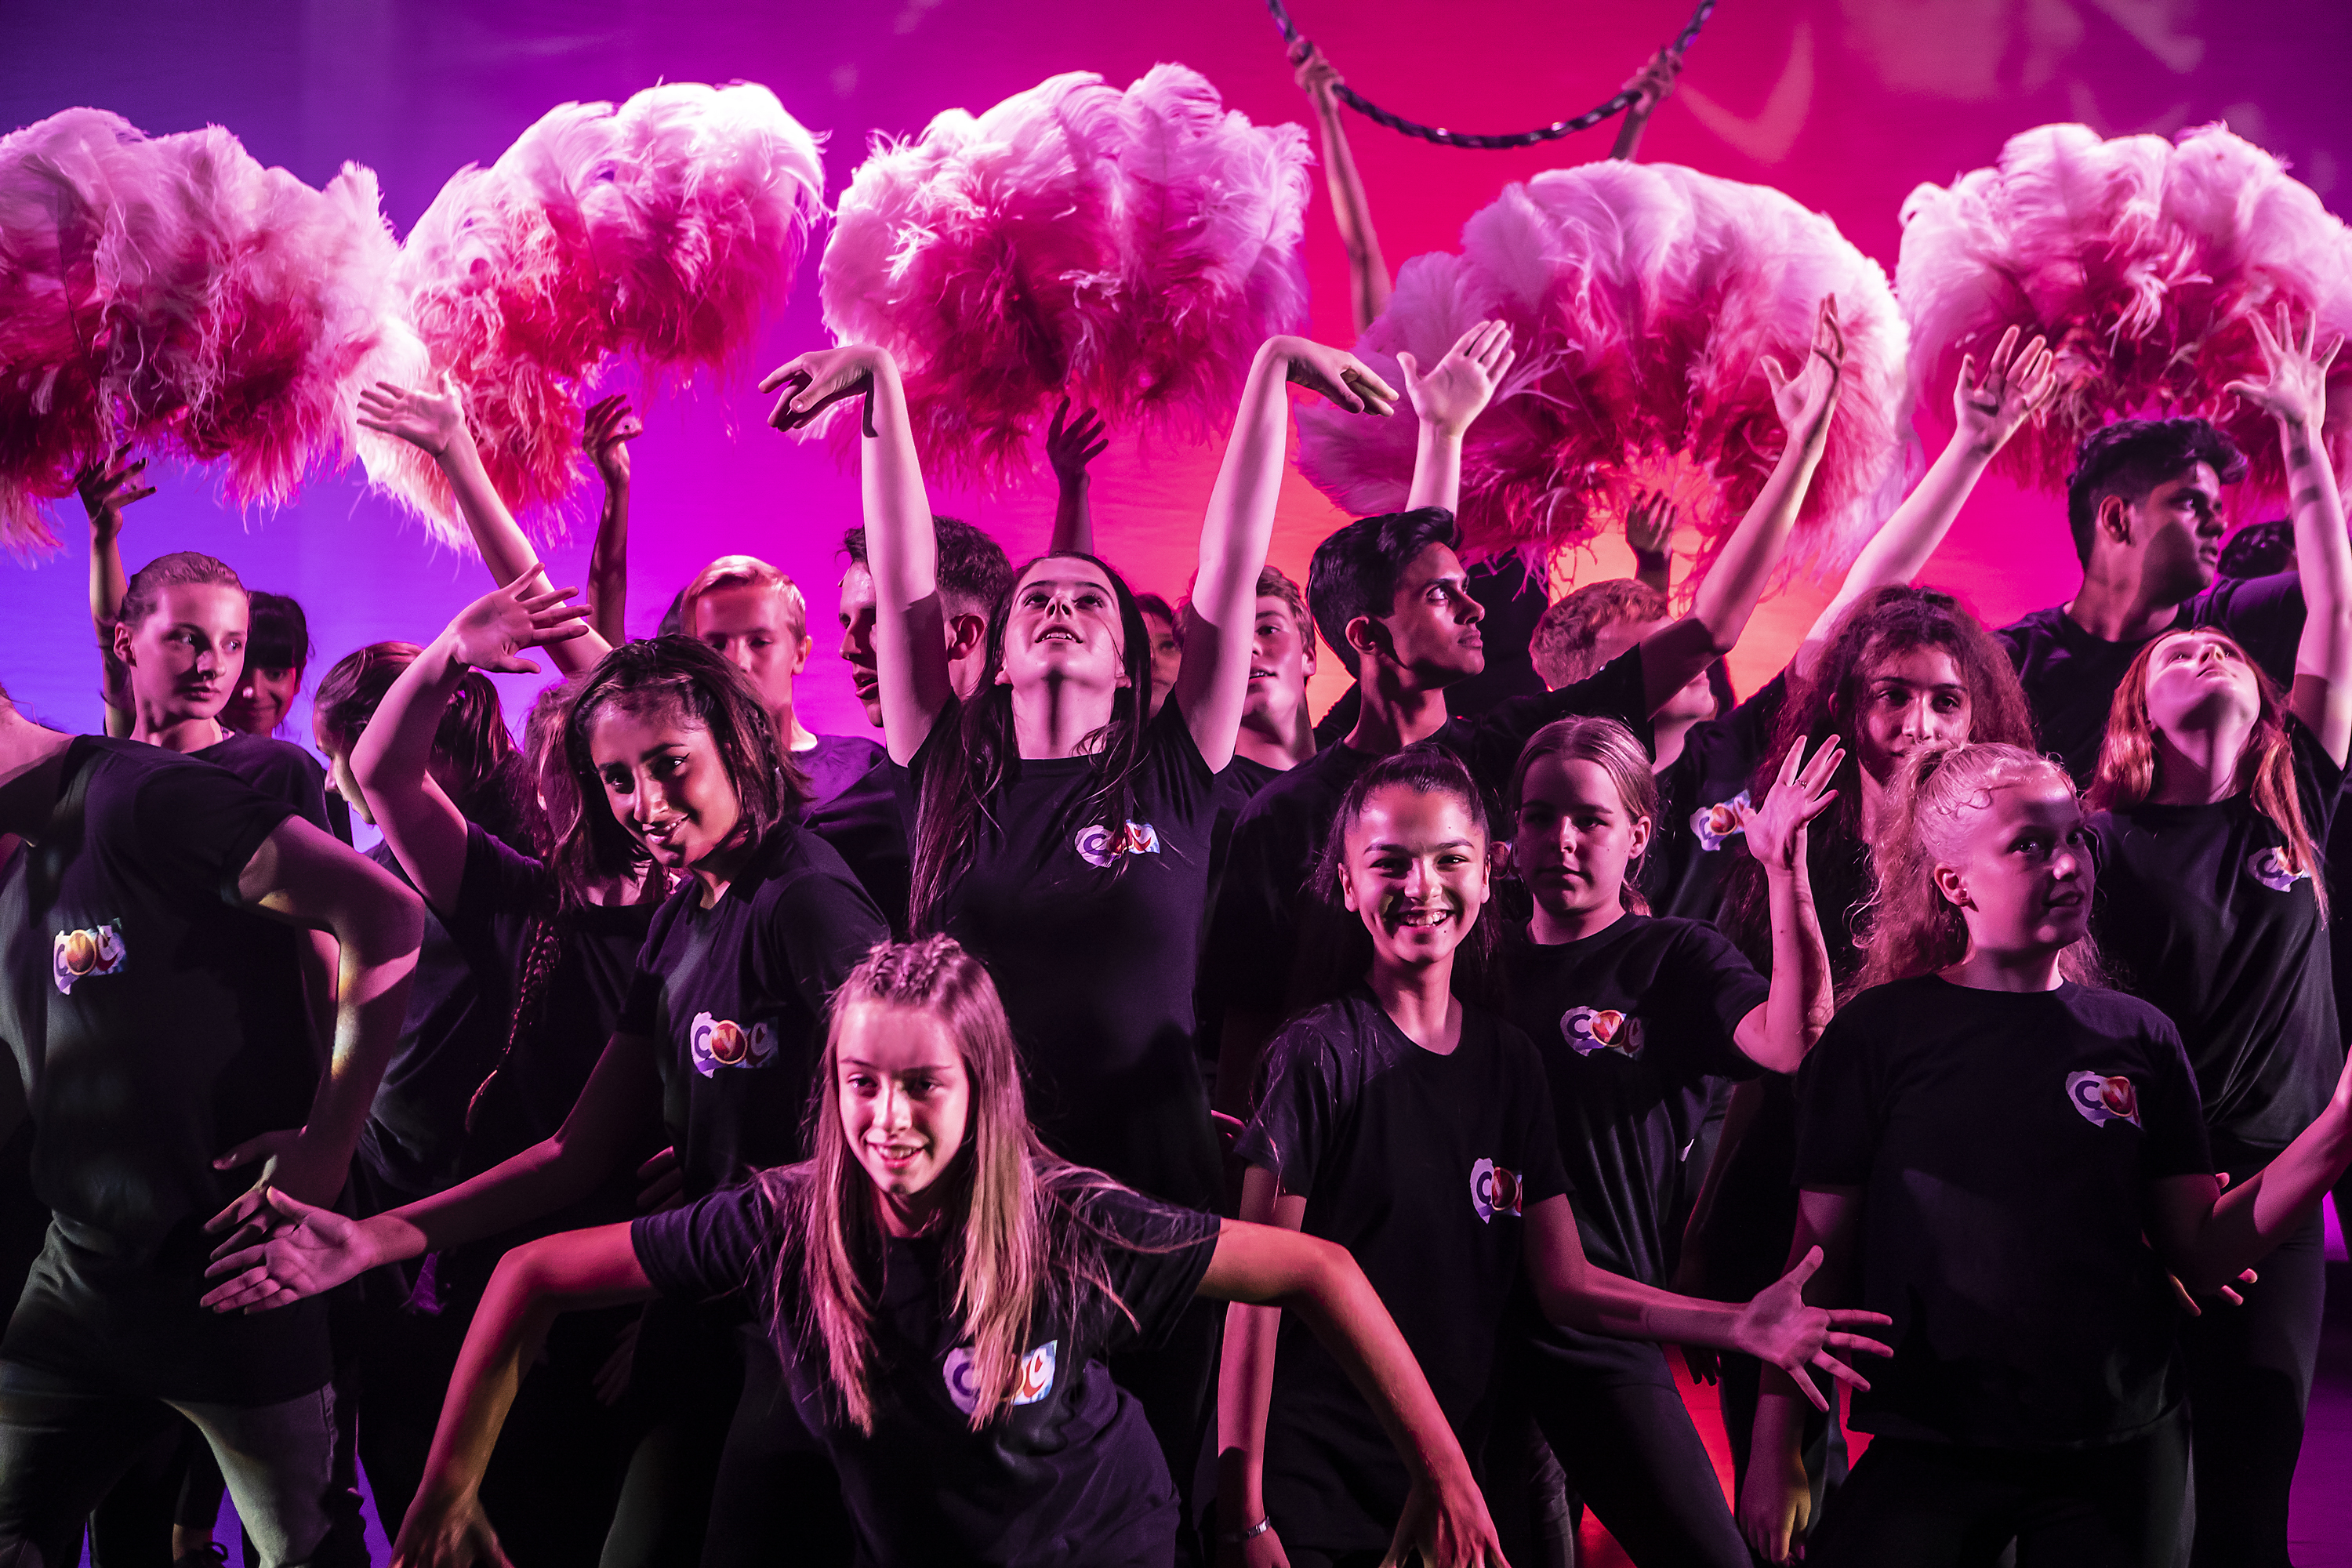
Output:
top-left (814, 65), bottom-right (1308, 486)
top-left (1295, 162), bottom-right (1907, 580)
top-left (1896, 122), bottom-right (2352, 502)
top-left (370, 82), bottom-right (824, 544)
top-left (0, 108), bottom-right (405, 553)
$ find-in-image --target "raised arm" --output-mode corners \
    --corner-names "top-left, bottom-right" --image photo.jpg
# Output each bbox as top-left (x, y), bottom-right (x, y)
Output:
top-left (215, 818), bottom-right (424, 1210)
top-left (393, 1224), bottom-right (655, 1568)
top-left (1045, 397), bottom-right (1106, 557)
top-left (351, 583), bottom-right (590, 914)
top-left (1740, 1185), bottom-right (1864, 1565)
top-left (1209, 1167), bottom-right (1502, 1568)
top-left (1609, 47), bottom-right (1682, 162)
top-left (1732, 737), bottom-right (1842, 1073)
top-left (1639, 296), bottom-right (1846, 714)
top-left (1402, 321), bottom-right (1515, 517)
top-left (1794, 326), bottom-right (2054, 678)
top-left (355, 376), bottom-right (614, 677)
top-left (1178, 337), bottom-right (1396, 771)
top-left (765, 346), bottom-right (951, 765)
top-left (583, 394), bottom-right (641, 648)
top-left (78, 447), bottom-right (154, 739)
top-left (1290, 40), bottom-right (1392, 336)
top-left (2228, 309), bottom-right (2352, 765)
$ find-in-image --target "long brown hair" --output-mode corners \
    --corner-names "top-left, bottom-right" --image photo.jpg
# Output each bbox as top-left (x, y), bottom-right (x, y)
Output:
top-left (2087, 630), bottom-right (2328, 924)
top-left (1853, 742), bottom-right (2105, 993)
top-left (909, 553), bottom-right (1157, 933)
top-left (764, 936), bottom-right (1134, 1435)
top-left (1719, 586), bottom-right (2036, 982)
top-left (1505, 715), bottom-right (1660, 916)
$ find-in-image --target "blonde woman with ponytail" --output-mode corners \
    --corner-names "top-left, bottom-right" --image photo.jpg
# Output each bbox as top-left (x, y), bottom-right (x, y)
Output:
top-left (383, 937), bottom-right (1509, 1568)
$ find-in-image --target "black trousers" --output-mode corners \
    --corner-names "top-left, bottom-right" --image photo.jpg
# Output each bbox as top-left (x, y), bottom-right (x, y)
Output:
top-left (2180, 1204), bottom-right (2325, 1568)
top-left (1806, 1417), bottom-right (2189, 1568)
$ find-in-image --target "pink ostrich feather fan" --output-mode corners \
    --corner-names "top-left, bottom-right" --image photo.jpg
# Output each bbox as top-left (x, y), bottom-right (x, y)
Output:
top-left (368, 81), bottom-right (824, 546)
top-left (1897, 122), bottom-right (2352, 502)
top-left (0, 107), bottom-right (408, 554)
top-left (814, 64), bottom-right (1308, 488)
top-left (1295, 162), bottom-right (1907, 581)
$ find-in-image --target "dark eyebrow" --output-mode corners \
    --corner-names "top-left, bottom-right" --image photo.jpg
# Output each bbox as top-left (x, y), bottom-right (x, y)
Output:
top-left (1364, 837), bottom-right (1481, 853)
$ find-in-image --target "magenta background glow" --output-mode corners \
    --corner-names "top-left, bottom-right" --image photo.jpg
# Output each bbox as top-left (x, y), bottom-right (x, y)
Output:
top-left (4, 0), bottom-right (2348, 813)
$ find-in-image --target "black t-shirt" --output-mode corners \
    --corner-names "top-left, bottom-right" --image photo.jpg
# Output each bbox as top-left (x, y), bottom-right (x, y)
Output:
top-left (1205, 648), bottom-right (1656, 1026)
top-left (797, 732), bottom-right (888, 811)
top-left (805, 752), bottom-right (917, 938)
top-left (1796, 976), bottom-right (2210, 1449)
top-left (632, 1168), bottom-right (1220, 1568)
top-left (916, 705), bottom-right (1225, 1209)
top-left (1994, 571), bottom-right (2303, 786)
top-left (618, 822), bottom-right (888, 1200)
top-left (2087, 714), bottom-right (2345, 1165)
top-left (0, 739), bottom-right (331, 1403)
top-left (1503, 916), bottom-right (1766, 1289)
top-left (1235, 994), bottom-right (1570, 1554)
top-left (1641, 676), bottom-right (1786, 923)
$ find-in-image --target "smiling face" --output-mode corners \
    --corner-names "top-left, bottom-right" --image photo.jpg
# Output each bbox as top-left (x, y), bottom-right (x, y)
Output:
top-left (586, 702), bottom-right (743, 874)
top-left (1853, 644), bottom-right (1972, 783)
top-left (2142, 629), bottom-right (2261, 747)
top-left (118, 583), bottom-right (248, 726)
top-left (1337, 783), bottom-right (1490, 973)
top-left (837, 562), bottom-right (883, 728)
top-left (223, 660), bottom-right (301, 736)
top-left (995, 557), bottom-right (1129, 698)
top-left (1933, 775), bottom-right (2093, 959)
top-left (1359, 543), bottom-right (1484, 687)
top-left (836, 999), bottom-right (971, 1231)
top-left (692, 583), bottom-right (810, 728)
top-left (1244, 595), bottom-right (1316, 724)
top-left (1511, 755), bottom-right (1651, 928)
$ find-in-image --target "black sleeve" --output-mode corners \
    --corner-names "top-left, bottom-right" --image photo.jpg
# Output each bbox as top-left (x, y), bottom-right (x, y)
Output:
top-left (1504, 1025), bottom-right (1573, 1205)
top-left (1662, 923), bottom-right (1773, 1080)
top-left (1074, 1184), bottom-right (1222, 1356)
top-left (129, 756), bottom-right (297, 907)
top-left (275, 748), bottom-right (336, 835)
top-left (1232, 1019), bottom-right (1346, 1194)
top-left (766, 848), bottom-right (892, 1023)
top-left (447, 823), bottom-right (552, 943)
top-left (2285, 712), bottom-right (2346, 844)
top-left (2198, 569), bottom-right (2306, 691)
top-left (631, 1180), bottom-right (779, 1302)
top-left (2136, 1020), bottom-right (2214, 1181)
top-left (1791, 1005), bottom-right (1881, 1189)
top-left (1472, 644), bottom-right (1656, 793)
top-left (1726, 673), bottom-right (1789, 763)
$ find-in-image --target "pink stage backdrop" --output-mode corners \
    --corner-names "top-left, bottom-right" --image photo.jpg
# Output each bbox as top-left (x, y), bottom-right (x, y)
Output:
top-left (4, 0), bottom-right (2347, 804)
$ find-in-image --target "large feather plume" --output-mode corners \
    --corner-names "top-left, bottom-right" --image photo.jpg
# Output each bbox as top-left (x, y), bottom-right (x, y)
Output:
top-left (0, 108), bottom-right (407, 552)
top-left (815, 64), bottom-right (1308, 486)
top-left (1295, 162), bottom-right (1907, 579)
top-left (370, 82), bottom-right (824, 543)
top-left (1897, 122), bottom-right (2352, 499)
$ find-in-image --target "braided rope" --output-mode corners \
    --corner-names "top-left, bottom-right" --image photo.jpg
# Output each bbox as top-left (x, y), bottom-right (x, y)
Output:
top-left (1265, 0), bottom-right (1718, 150)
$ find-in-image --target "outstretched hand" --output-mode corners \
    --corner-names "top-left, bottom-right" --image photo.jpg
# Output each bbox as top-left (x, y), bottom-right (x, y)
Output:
top-left (1953, 325), bottom-right (2056, 457)
top-left (1399, 321), bottom-right (1515, 438)
top-left (1624, 487), bottom-right (1679, 560)
top-left (1275, 337), bottom-right (1398, 416)
top-left (1045, 397), bottom-right (1109, 485)
top-left (445, 580), bottom-right (590, 675)
top-left (761, 346), bottom-right (884, 437)
top-left (2226, 305), bottom-right (2342, 434)
top-left (1762, 297), bottom-right (1847, 445)
top-left (1748, 735), bottom-right (1843, 873)
top-left (358, 373), bottom-right (469, 458)
top-left (77, 444), bottom-right (156, 539)
top-left (1621, 46), bottom-right (1682, 111)
top-left (200, 1185), bottom-right (376, 1313)
top-left (1732, 1246), bottom-right (1893, 1412)
top-left (584, 394), bottom-right (641, 487)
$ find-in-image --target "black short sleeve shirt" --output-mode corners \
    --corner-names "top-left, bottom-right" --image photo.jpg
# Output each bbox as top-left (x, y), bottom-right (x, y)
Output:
top-left (804, 752), bottom-right (917, 938)
top-left (633, 1170), bottom-right (1219, 1567)
top-left (1641, 676), bottom-right (1787, 923)
top-left (1795, 976), bottom-right (2210, 1450)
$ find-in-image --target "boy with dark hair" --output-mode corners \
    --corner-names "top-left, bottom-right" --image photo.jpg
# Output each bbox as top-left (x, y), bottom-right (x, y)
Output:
top-left (0, 684), bottom-right (422, 1568)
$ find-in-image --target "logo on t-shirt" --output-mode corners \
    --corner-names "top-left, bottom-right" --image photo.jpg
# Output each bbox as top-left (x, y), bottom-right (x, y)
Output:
top-left (688, 1012), bottom-right (778, 1077)
top-left (1691, 790), bottom-right (1754, 852)
top-left (1470, 1158), bottom-right (1526, 1223)
top-left (2247, 845), bottom-right (2309, 893)
top-left (52, 920), bottom-right (127, 993)
top-left (1074, 821), bottom-right (1161, 869)
top-left (1561, 1005), bottom-right (1643, 1059)
top-left (942, 1340), bottom-right (1059, 1414)
top-left (2065, 1071), bottom-right (2143, 1129)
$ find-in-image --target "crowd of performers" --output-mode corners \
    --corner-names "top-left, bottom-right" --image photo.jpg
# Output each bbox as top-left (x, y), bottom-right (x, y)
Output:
top-left (9, 46), bottom-right (2352, 1568)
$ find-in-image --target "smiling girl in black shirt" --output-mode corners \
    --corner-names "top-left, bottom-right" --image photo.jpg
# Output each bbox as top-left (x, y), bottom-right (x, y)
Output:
top-left (1222, 746), bottom-right (1888, 1568)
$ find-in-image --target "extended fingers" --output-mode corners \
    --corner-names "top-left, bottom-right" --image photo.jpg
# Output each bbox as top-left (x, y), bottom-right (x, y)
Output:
top-left (1786, 1363), bottom-right (1829, 1413)
top-left (1813, 1349), bottom-right (1873, 1392)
